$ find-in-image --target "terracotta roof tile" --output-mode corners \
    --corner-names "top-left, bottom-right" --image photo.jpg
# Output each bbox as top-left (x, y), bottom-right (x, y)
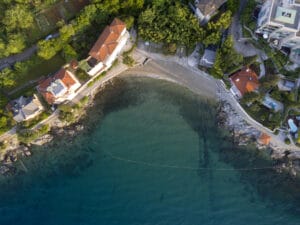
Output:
top-left (230, 68), bottom-right (259, 96)
top-left (89, 18), bottom-right (126, 62)
top-left (258, 133), bottom-right (271, 145)
top-left (37, 68), bottom-right (78, 104)
top-left (54, 68), bottom-right (76, 88)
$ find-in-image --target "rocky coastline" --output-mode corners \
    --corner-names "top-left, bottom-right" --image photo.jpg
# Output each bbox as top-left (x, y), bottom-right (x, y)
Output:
top-left (0, 91), bottom-right (94, 176)
top-left (0, 117), bottom-right (88, 177)
top-left (1, 72), bottom-right (300, 179)
top-left (0, 78), bottom-right (127, 176)
top-left (217, 100), bottom-right (300, 178)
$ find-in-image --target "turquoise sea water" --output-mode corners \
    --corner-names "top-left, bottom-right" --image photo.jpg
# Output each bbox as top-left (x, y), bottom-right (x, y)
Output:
top-left (0, 77), bottom-right (300, 225)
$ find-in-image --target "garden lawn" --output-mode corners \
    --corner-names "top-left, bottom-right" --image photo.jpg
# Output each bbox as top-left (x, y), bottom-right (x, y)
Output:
top-left (6, 54), bottom-right (66, 93)
top-left (28, 0), bottom-right (90, 44)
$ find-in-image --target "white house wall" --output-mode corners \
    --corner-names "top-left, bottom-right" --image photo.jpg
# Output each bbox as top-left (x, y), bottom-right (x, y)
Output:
top-left (87, 62), bottom-right (104, 76)
top-left (105, 31), bottom-right (129, 67)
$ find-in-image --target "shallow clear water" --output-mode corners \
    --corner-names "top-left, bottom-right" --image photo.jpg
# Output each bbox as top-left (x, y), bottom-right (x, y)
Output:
top-left (0, 77), bottom-right (300, 225)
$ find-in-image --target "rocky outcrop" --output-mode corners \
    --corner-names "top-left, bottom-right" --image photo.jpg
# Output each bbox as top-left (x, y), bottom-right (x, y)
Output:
top-left (31, 134), bottom-right (54, 146)
top-left (217, 100), bottom-right (300, 178)
top-left (217, 101), bottom-right (260, 146)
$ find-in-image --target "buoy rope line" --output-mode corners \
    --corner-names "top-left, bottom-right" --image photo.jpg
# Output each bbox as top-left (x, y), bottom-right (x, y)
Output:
top-left (104, 150), bottom-right (277, 171)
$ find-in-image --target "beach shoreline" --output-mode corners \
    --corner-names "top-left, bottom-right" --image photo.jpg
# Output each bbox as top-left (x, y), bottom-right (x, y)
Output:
top-left (1, 51), bottom-right (300, 177)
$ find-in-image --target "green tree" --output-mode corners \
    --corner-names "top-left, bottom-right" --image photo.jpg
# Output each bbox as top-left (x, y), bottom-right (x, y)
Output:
top-left (63, 44), bottom-right (78, 61)
top-left (260, 75), bottom-right (279, 90)
top-left (74, 4), bottom-right (98, 33)
top-left (0, 38), bottom-right (5, 57)
top-left (0, 68), bottom-right (16, 88)
top-left (210, 51), bottom-right (223, 78)
top-left (220, 35), bottom-right (243, 73)
top-left (121, 0), bottom-right (144, 13)
top-left (37, 39), bottom-right (63, 60)
top-left (241, 92), bottom-right (262, 104)
top-left (122, 15), bottom-right (135, 29)
top-left (210, 35), bottom-right (243, 77)
top-left (2, 5), bottom-right (34, 31)
top-left (227, 0), bottom-right (240, 14)
top-left (95, 0), bottom-right (120, 14)
top-left (203, 32), bottom-right (221, 46)
top-left (207, 11), bottom-right (232, 31)
top-left (138, 1), bottom-right (204, 48)
top-left (0, 116), bottom-right (7, 128)
top-left (59, 24), bottom-right (75, 42)
top-left (5, 34), bottom-right (26, 55)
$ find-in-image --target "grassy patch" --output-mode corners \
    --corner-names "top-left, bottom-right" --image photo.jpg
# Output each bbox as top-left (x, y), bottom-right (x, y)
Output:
top-left (5, 54), bottom-right (66, 93)
top-left (9, 85), bottom-right (37, 100)
top-left (87, 71), bottom-right (107, 87)
top-left (122, 54), bottom-right (135, 66)
top-left (0, 93), bottom-right (9, 110)
top-left (75, 68), bottom-right (90, 83)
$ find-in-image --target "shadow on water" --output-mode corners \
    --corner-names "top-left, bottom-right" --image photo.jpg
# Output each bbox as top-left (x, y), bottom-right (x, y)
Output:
top-left (183, 102), bottom-right (300, 215)
top-left (0, 77), bottom-right (300, 218)
top-left (151, 76), bottom-right (300, 216)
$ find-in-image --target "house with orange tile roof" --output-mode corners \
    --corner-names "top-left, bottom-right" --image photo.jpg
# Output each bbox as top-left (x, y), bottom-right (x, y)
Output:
top-left (37, 68), bottom-right (81, 105)
top-left (85, 18), bottom-right (129, 76)
top-left (229, 67), bottom-right (259, 98)
top-left (258, 132), bottom-right (271, 145)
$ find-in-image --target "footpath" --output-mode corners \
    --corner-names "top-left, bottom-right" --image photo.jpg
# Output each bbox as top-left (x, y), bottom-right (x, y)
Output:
top-left (1, 46), bottom-right (300, 155)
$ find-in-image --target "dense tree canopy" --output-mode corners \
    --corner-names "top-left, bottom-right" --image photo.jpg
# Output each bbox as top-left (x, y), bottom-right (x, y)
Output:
top-left (2, 5), bottom-right (34, 31)
top-left (203, 11), bottom-right (232, 46)
top-left (227, 0), bottom-right (240, 14)
top-left (138, 0), bottom-right (204, 48)
top-left (210, 35), bottom-right (243, 78)
top-left (37, 39), bottom-right (63, 60)
top-left (0, 68), bottom-right (16, 88)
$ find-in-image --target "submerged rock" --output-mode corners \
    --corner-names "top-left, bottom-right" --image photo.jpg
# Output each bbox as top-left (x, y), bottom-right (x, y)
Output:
top-left (0, 165), bottom-right (10, 175)
top-left (75, 124), bottom-right (84, 131)
top-left (24, 150), bottom-right (32, 157)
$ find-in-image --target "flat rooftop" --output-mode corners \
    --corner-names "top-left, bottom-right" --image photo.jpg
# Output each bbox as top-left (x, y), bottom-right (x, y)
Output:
top-left (270, 0), bottom-right (300, 30)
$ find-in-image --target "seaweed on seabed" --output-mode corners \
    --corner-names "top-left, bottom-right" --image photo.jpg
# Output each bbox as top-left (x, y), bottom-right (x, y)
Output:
top-left (219, 145), bottom-right (300, 213)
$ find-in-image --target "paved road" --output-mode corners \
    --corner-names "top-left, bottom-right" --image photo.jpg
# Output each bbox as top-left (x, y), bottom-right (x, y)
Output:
top-left (0, 46), bottom-right (38, 71)
top-left (135, 48), bottom-right (300, 152)
top-left (229, 0), bottom-right (267, 60)
top-left (0, 33), bottom-right (59, 71)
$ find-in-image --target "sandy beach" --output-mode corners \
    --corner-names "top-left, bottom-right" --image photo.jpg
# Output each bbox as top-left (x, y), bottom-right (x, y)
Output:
top-left (120, 58), bottom-right (217, 100)
top-left (1, 47), bottom-right (300, 176)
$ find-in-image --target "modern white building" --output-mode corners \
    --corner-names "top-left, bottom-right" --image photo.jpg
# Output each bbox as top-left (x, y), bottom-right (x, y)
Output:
top-left (256, 0), bottom-right (300, 62)
top-left (85, 18), bottom-right (129, 76)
